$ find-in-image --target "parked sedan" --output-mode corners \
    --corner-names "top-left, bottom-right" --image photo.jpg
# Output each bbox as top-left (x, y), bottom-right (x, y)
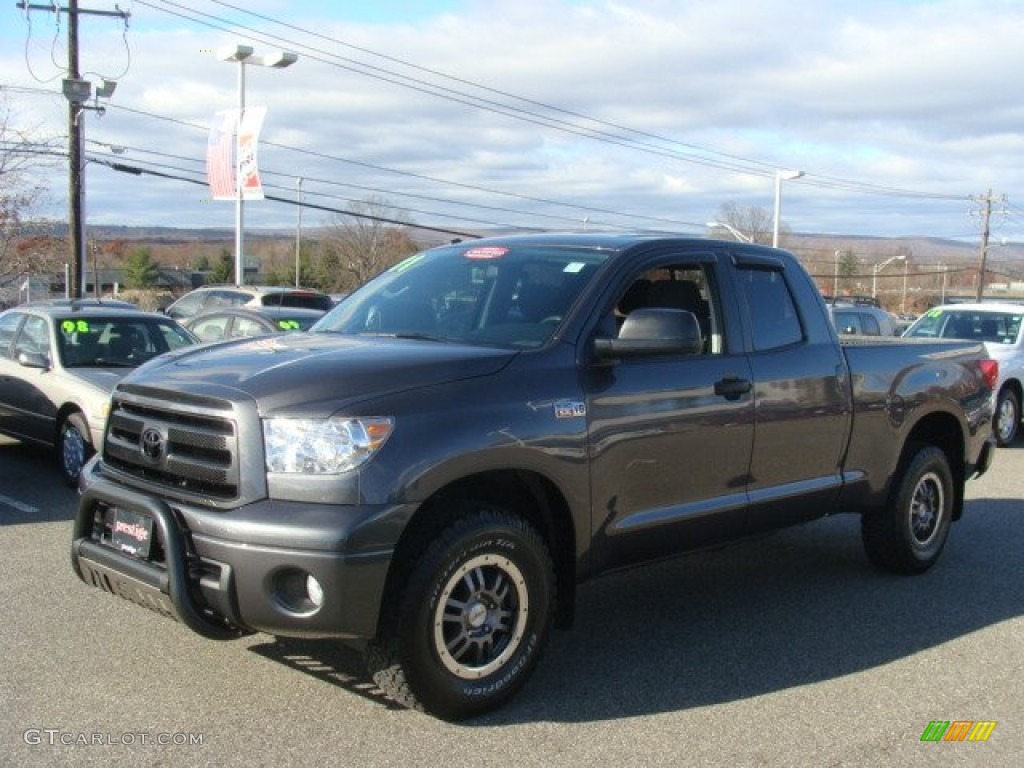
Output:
top-left (184, 306), bottom-right (327, 342)
top-left (0, 304), bottom-right (197, 485)
top-left (903, 302), bottom-right (1024, 445)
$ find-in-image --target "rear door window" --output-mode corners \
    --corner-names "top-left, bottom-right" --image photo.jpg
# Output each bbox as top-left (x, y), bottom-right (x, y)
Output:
top-left (735, 267), bottom-right (803, 351)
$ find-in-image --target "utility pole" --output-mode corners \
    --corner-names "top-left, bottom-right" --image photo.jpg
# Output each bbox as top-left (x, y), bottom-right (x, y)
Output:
top-left (68, 0), bottom-right (84, 298)
top-left (295, 177), bottom-right (303, 287)
top-left (18, 2), bottom-right (129, 298)
top-left (971, 189), bottom-right (1009, 301)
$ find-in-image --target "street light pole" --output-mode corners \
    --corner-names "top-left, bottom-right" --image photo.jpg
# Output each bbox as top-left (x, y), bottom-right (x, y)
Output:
top-left (706, 221), bottom-right (752, 243)
top-left (872, 254), bottom-right (906, 299)
top-left (234, 53), bottom-right (247, 286)
top-left (220, 45), bottom-right (298, 286)
top-left (833, 249), bottom-right (841, 296)
top-left (772, 169), bottom-right (804, 248)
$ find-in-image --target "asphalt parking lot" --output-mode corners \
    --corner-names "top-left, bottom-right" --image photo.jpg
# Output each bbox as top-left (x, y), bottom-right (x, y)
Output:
top-left (0, 434), bottom-right (1021, 767)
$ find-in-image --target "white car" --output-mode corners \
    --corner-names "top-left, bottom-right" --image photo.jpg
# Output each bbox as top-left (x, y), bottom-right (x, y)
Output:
top-left (903, 302), bottom-right (1024, 446)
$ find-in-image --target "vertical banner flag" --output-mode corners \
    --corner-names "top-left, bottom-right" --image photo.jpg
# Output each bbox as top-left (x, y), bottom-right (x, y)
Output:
top-left (239, 106), bottom-right (267, 201)
top-left (206, 110), bottom-right (237, 200)
top-left (206, 106), bottom-right (267, 201)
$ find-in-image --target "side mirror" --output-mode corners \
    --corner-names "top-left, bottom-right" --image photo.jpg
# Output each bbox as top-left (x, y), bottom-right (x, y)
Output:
top-left (594, 308), bottom-right (703, 362)
top-left (17, 350), bottom-right (50, 370)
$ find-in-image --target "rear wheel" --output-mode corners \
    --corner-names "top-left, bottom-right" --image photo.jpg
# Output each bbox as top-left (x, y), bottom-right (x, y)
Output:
top-left (365, 505), bottom-right (554, 721)
top-left (994, 388), bottom-right (1019, 447)
top-left (58, 411), bottom-right (94, 487)
top-left (862, 444), bottom-right (953, 574)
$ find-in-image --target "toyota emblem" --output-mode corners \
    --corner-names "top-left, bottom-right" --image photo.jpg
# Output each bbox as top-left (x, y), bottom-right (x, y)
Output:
top-left (141, 427), bottom-right (165, 463)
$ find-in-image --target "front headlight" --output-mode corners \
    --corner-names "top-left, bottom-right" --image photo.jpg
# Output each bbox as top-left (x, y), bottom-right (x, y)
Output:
top-left (263, 416), bottom-right (394, 474)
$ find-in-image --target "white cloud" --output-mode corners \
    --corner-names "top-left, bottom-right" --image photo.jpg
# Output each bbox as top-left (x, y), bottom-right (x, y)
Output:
top-left (2, 0), bottom-right (1022, 242)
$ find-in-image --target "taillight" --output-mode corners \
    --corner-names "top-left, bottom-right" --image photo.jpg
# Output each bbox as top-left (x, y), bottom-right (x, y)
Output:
top-left (979, 359), bottom-right (999, 392)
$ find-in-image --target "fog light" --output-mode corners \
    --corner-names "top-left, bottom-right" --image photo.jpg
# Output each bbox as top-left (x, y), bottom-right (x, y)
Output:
top-left (273, 568), bottom-right (324, 614)
top-left (306, 574), bottom-right (324, 608)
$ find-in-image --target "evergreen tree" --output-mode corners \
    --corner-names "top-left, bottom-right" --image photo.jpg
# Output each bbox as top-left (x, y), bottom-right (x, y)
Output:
top-left (122, 247), bottom-right (160, 288)
top-left (211, 248), bottom-right (234, 284)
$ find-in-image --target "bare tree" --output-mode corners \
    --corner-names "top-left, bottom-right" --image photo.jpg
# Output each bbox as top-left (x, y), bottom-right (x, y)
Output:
top-left (713, 202), bottom-right (774, 245)
top-left (0, 96), bottom-right (62, 298)
top-left (314, 197), bottom-right (419, 293)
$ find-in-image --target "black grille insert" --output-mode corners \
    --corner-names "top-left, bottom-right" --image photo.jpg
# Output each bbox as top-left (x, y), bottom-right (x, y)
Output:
top-left (104, 393), bottom-right (240, 499)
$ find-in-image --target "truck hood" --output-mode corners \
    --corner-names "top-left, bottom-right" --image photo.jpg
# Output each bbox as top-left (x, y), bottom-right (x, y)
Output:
top-left (122, 333), bottom-right (517, 415)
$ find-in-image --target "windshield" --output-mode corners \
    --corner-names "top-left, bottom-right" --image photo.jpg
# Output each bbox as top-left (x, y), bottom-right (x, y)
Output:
top-left (905, 308), bottom-right (1023, 344)
top-left (313, 243), bottom-right (610, 348)
top-left (57, 317), bottom-right (197, 368)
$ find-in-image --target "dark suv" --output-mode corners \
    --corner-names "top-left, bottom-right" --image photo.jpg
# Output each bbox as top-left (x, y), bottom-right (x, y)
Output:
top-left (164, 285), bottom-right (333, 322)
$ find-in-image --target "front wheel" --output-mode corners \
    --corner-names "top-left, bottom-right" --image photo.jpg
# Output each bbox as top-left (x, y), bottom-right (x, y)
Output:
top-left (861, 444), bottom-right (954, 574)
top-left (994, 388), bottom-right (1020, 447)
top-left (365, 505), bottom-right (555, 720)
top-left (58, 412), bottom-right (94, 487)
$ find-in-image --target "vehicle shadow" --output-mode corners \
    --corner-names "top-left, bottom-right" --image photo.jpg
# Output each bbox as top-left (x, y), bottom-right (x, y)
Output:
top-left (246, 637), bottom-right (405, 712)
top-left (499, 498), bottom-right (1024, 724)
top-left (0, 439), bottom-right (78, 525)
top-left (250, 498), bottom-right (1023, 724)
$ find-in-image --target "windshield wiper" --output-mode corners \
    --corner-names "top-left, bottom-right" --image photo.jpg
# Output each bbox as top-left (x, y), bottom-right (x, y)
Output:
top-left (353, 331), bottom-right (448, 342)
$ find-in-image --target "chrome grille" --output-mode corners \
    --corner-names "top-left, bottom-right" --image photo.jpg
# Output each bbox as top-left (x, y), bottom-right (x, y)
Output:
top-left (104, 390), bottom-right (240, 499)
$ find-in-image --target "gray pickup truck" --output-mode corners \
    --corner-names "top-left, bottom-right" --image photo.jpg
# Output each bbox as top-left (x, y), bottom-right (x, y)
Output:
top-left (71, 234), bottom-right (996, 720)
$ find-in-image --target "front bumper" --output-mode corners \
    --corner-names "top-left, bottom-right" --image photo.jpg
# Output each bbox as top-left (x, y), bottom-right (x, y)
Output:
top-left (71, 464), bottom-right (409, 642)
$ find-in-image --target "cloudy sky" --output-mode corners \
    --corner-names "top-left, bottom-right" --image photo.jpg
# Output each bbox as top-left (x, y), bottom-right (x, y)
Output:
top-left (2, 0), bottom-right (1023, 245)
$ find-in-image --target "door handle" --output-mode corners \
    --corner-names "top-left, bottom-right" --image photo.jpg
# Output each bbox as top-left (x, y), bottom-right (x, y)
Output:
top-left (714, 376), bottom-right (752, 400)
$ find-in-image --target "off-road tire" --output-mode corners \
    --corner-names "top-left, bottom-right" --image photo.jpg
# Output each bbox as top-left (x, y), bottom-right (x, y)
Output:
top-left (365, 505), bottom-right (554, 720)
top-left (861, 444), bottom-right (953, 574)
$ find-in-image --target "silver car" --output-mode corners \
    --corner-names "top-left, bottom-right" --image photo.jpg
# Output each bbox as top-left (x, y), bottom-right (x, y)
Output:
top-left (903, 302), bottom-right (1024, 446)
top-left (829, 303), bottom-right (902, 337)
top-left (0, 303), bottom-right (197, 485)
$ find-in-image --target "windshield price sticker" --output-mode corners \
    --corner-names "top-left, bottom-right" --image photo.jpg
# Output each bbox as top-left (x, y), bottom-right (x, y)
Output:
top-left (277, 320), bottom-right (301, 330)
top-left (463, 246), bottom-right (508, 260)
top-left (61, 320), bottom-right (91, 334)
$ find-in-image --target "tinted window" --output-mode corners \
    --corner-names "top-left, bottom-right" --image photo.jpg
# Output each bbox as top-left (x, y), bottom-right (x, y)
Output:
top-left (57, 317), bottom-right (195, 367)
top-left (833, 311), bottom-right (860, 335)
top-left (860, 313), bottom-right (881, 335)
top-left (736, 267), bottom-right (803, 351)
top-left (906, 309), bottom-right (1024, 342)
top-left (266, 293), bottom-right (334, 311)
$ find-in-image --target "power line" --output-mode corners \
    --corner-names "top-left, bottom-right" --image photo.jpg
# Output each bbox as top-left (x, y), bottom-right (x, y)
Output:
top-left (135, 0), bottom-right (974, 202)
top-left (85, 103), bottom-right (711, 230)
